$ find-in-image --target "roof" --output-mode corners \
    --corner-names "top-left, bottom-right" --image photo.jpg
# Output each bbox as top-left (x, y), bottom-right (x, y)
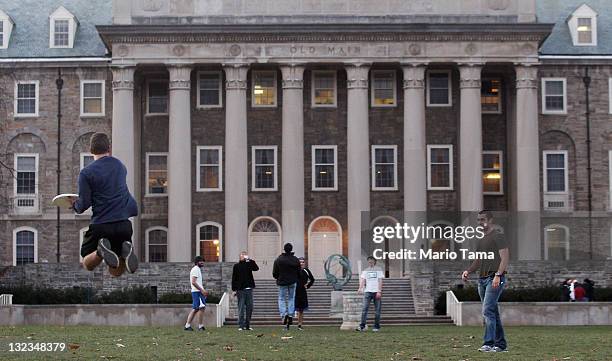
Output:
top-left (538, 0), bottom-right (612, 55)
top-left (0, 0), bottom-right (111, 58)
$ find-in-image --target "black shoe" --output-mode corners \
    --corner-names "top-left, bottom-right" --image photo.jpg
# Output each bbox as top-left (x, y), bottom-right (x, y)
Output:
top-left (184, 326), bottom-right (194, 331)
top-left (198, 326), bottom-right (206, 331)
top-left (287, 316), bottom-right (293, 326)
top-left (283, 315), bottom-right (288, 325)
top-left (97, 238), bottom-right (119, 268)
top-left (121, 241), bottom-right (139, 273)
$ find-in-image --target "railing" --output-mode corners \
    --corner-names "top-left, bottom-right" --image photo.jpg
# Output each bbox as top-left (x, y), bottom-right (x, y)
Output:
top-left (446, 290), bottom-right (462, 326)
top-left (0, 294), bottom-right (13, 305)
top-left (217, 292), bottom-right (229, 327)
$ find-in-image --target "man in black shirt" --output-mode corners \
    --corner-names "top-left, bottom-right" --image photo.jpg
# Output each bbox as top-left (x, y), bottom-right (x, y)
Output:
top-left (273, 243), bottom-right (301, 330)
top-left (462, 210), bottom-right (509, 353)
top-left (231, 251), bottom-right (259, 331)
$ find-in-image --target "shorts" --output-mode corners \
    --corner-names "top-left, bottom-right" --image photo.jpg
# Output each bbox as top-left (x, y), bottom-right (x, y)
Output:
top-left (191, 291), bottom-right (207, 310)
top-left (80, 220), bottom-right (133, 258)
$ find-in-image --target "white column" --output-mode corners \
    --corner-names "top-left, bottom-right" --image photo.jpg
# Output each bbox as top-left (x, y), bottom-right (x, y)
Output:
top-left (402, 64), bottom-right (428, 255)
top-left (167, 65), bottom-right (193, 262)
top-left (346, 64), bottom-right (370, 273)
top-left (459, 65), bottom-right (483, 212)
top-left (224, 64), bottom-right (249, 262)
top-left (515, 65), bottom-right (541, 260)
top-left (280, 65), bottom-right (305, 257)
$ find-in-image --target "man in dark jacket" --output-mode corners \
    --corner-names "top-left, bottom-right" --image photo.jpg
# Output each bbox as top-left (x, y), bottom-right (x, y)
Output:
top-left (272, 243), bottom-right (301, 330)
top-left (231, 251), bottom-right (259, 331)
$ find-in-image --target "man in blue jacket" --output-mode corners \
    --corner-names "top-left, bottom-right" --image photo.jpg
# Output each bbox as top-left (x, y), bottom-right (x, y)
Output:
top-left (72, 133), bottom-right (139, 276)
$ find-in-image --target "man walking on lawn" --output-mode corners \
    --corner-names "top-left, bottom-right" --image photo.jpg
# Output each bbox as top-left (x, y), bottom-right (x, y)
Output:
top-left (273, 243), bottom-right (301, 330)
top-left (462, 210), bottom-right (510, 353)
top-left (184, 256), bottom-right (208, 331)
top-left (357, 256), bottom-right (384, 332)
top-left (232, 250), bottom-right (259, 331)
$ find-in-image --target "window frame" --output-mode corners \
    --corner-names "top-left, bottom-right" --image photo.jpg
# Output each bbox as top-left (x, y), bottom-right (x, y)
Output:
top-left (145, 152), bottom-right (168, 197)
top-left (14, 153), bottom-right (39, 196)
top-left (251, 70), bottom-right (278, 108)
top-left (609, 78), bottom-right (612, 114)
top-left (543, 150), bottom-right (569, 195)
top-left (13, 226), bottom-right (38, 266)
top-left (50, 18), bottom-right (71, 48)
top-left (481, 78), bottom-right (502, 114)
top-left (541, 78), bottom-right (567, 115)
top-left (544, 224), bottom-right (570, 261)
top-left (426, 70), bottom-right (452, 107)
top-left (370, 70), bottom-right (397, 108)
top-left (145, 79), bottom-right (169, 116)
top-left (195, 221), bottom-right (223, 262)
top-left (14, 80), bottom-right (39, 117)
top-left (145, 226), bottom-right (169, 263)
top-left (0, 19), bottom-right (4, 48)
top-left (371, 145), bottom-right (398, 191)
top-left (196, 145), bottom-right (223, 192)
top-left (311, 70), bottom-right (338, 108)
top-left (311, 145), bottom-right (338, 191)
top-left (427, 145), bottom-right (454, 191)
top-left (251, 145), bottom-right (278, 192)
top-left (482, 150), bottom-right (504, 195)
top-left (80, 80), bottom-right (105, 117)
top-left (197, 70), bottom-right (223, 109)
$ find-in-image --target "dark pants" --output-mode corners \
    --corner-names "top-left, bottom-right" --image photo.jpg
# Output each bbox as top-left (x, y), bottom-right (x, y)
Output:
top-left (360, 292), bottom-right (382, 329)
top-left (80, 220), bottom-right (132, 258)
top-left (237, 289), bottom-right (253, 329)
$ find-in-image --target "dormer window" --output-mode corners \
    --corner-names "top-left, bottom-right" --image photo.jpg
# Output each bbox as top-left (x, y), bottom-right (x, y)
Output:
top-left (568, 4), bottom-right (597, 46)
top-left (49, 6), bottom-right (78, 49)
top-left (0, 10), bottom-right (15, 49)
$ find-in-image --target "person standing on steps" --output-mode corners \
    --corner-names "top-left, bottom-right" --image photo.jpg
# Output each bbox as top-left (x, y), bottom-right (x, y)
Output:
top-left (272, 243), bottom-right (301, 330)
top-left (232, 250), bottom-right (259, 331)
top-left (295, 257), bottom-right (315, 330)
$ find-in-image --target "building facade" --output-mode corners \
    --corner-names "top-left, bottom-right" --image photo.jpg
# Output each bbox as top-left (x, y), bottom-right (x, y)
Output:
top-left (1, 0), bottom-right (611, 279)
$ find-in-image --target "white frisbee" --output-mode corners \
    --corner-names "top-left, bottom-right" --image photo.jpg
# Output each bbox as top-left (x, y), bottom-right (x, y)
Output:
top-left (51, 193), bottom-right (79, 208)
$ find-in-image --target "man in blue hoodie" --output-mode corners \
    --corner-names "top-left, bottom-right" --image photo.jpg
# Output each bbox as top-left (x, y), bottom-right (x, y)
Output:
top-left (72, 133), bottom-right (139, 276)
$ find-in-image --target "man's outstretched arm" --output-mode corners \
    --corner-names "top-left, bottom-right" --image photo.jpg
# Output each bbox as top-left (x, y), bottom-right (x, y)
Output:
top-left (73, 172), bottom-right (92, 214)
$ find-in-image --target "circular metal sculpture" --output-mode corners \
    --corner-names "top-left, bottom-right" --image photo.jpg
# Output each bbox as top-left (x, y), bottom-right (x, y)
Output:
top-left (324, 254), bottom-right (352, 291)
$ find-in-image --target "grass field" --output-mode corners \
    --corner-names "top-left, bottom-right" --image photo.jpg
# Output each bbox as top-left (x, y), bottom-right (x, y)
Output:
top-left (0, 325), bottom-right (611, 361)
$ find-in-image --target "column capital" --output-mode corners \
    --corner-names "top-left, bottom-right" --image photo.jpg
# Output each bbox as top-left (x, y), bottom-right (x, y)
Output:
top-left (111, 66), bottom-right (136, 91)
top-left (345, 64), bottom-right (370, 89)
top-left (167, 64), bottom-right (193, 90)
top-left (280, 64), bottom-right (305, 89)
top-left (458, 64), bottom-right (482, 89)
top-left (223, 63), bottom-right (249, 90)
top-left (515, 64), bottom-right (539, 89)
top-left (402, 64), bottom-right (426, 89)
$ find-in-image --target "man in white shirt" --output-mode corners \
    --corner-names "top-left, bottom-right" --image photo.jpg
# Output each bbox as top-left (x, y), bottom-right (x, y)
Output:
top-left (357, 256), bottom-right (384, 332)
top-left (184, 256), bottom-right (208, 331)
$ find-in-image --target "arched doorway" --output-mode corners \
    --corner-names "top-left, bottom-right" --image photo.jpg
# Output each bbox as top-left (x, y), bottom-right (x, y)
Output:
top-left (370, 216), bottom-right (402, 278)
top-left (308, 216), bottom-right (342, 279)
top-left (248, 217), bottom-right (282, 279)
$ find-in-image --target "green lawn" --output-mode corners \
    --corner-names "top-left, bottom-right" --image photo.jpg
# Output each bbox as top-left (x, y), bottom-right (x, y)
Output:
top-left (0, 325), bottom-right (610, 361)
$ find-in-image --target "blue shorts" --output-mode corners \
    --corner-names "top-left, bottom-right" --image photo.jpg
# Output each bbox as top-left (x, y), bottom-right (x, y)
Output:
top-left (191, 292), bottom-right (207, 310)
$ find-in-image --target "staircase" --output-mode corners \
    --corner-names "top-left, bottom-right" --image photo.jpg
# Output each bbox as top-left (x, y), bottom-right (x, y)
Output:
top-left (224, 278), bottom-right (452, 327)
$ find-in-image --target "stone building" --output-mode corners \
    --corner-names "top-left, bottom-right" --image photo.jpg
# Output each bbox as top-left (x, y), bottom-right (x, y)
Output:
top-left (1, 0), bottom-right (611, 283)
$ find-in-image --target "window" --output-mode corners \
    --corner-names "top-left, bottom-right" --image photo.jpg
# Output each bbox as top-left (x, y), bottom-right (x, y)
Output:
top-left (544, 224), bottom-right (569, 261)
top-left (197, 71), bottom-right (222, 108)
top-left (13, 227), bottom-right (37, 266)
top-left (371, 70), bottom-right (396, 107)
top-left (542, 78), bottom-right (567, 114)
top-left (312, 71), bottom-right (337, 107)
top-left (252, 71), bottom-right (277, 107)
top-left (483, 151), bottom-right (503, 195)
top-left (14, 81), bottom-right (39, 116)
top-left (146, 153), bottom-right (168, 196)
top-left (197, 146), bottom-right (222, 191)
top-left (146, 227), bottom-right (168, 263)
top-left (49, 6), bottom-right (77, 48)
top-left (312, 145), bottom-right (337, 191)
top-left (481, 79), bottom-right (502, 113)
top-left (252, 146), bottom-right (277, 191)
top-left (371, 145), bottom-right (398, 190)
top-left (80, 153), bottom-right (94, 169)
top-left (197, 222), bottom-right (222, 262)
top-left (147, 81), bottom-right (168, 115)
top-left (427, 71), bottom-right (451, 106)
top-left (53, 19), bottom-right (69, 47)
top-left (15, 154), bottom-right (38, 196)
top-left (427, 145), bottom-right (453, 190)
top-left (80, 80), bottom-right (105, 116)
top-left (568, 5), bottom-right (598, 46)
top-left (0, 20), bottom-right (3, 48)
top-left (543, 151), bottom-right (568, 194)
top-left (577, 18), bottom-right (593, 44)
top-left (0, 11), bottom-right (14, 49)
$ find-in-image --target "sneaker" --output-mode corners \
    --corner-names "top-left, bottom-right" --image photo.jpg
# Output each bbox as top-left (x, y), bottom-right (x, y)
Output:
top-left (247, 327), bottom-right (254, 331)
top-left (238, 328), bottom-right (244, 331)
top-left (297, 325), bottom-right (303, 331)
top-left (478, 345), bottom-right (494, 352)
top-left (198, 326), bottom-right (206, 331)
top-left (372, 328), bottom-right (380, 332)
top-left (121, 241), bottom-right (139, 273)
top-left (184, 326), bottom-right (194, 331)
top-left (98, 238), bottom-right (119, 268)
top-left (492, 346), bottom-right (508, 353)
top-left (355, 326), bottom-right (365, 332)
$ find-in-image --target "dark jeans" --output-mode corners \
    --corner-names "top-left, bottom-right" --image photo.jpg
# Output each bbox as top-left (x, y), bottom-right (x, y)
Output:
top-left (477, 275), bottom-right (507, 349)
top-left (360, 292), bottom-right (382, 329)
top-left (237, 289), bottom-right (253, 329)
